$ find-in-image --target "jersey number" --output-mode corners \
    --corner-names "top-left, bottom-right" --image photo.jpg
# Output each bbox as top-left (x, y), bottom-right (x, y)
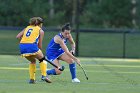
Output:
top-left (26, 29), bottom-right (33, 37)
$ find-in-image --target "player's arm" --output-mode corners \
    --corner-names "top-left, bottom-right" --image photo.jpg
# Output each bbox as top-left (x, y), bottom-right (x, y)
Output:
top-left (38, 29), bottom-right (44, 49)
top-left (54, 35), bottom-right (80, 65)
top-left (68, 33), bottom-right (76, 54)
top-left (16, 29), bottom-right (25, 39)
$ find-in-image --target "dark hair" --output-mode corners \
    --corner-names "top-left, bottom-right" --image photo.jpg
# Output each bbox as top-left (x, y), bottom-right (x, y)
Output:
top-left (29, 17), bottom-right (43, 26)
top-left (61, 23), bottom-right (71, 32)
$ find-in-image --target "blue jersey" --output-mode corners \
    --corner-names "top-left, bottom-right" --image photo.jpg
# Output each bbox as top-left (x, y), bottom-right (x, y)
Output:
top-left (46, 33), bottom-right (68, 62)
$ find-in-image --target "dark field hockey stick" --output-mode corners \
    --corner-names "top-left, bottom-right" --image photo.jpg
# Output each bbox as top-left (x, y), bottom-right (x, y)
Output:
top-left (79, 64), bottom-right (88, 80)
top-left (72, 52), bottom-right (88, 80)
top-left (44, 57), bottom-right (65, 71)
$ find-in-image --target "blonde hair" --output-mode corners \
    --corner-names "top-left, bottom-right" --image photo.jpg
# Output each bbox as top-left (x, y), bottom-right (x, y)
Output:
top-left (29, 17), bottom-right (43, 26)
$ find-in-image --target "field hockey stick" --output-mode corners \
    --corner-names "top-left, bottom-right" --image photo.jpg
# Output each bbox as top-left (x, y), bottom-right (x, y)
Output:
top-left (72, 52), bottom-right (88, 80)
top-left (44, 57), bottom-right (65, 71)
top-left (79, 64), bottom-right (88, 80)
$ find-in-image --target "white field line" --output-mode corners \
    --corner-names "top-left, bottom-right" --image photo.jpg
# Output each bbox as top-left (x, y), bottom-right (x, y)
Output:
top-left (0, 67), bottom-right (140, 74)
top-left (2, 55), bottom-right (140, 62)
top-left (86, 64), bottom-right (140, 68)
top-left (0, 67), bottom-right (29, 70)
top-left (9, 62), bottom-right (140, 68)
top-left (80, 57), bottom-right (140, 62)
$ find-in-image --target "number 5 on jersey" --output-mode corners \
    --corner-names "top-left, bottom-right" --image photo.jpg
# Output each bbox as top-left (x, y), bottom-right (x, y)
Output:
top-left (26, 29), bottom-right (33, 37)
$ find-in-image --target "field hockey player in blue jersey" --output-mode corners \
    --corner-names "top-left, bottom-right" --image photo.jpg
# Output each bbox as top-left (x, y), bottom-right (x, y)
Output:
top-left (46, 23), bottom-right (80, 83)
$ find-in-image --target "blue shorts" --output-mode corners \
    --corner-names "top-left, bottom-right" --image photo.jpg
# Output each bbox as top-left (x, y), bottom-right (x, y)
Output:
top-left (46, 48), bottom-right (64, 62)
top-left (19, 43), bottom-right (39, 56)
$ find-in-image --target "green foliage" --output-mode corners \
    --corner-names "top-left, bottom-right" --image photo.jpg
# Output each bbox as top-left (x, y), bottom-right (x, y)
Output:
top-left (80, 0), bottom-right (133, 28)
top-left (0, 0), bottom-right (140, 28)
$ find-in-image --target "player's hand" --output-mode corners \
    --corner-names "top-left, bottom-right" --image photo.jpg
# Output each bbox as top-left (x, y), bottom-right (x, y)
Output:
top-left (58, 66), bottom-right (65, 71)
top-left (70, 50), bottom-right (75, 55)
top-left (75, 58), bottom-right (81, 66)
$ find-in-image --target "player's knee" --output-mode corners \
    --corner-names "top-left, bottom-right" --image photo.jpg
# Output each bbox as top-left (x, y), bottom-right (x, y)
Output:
top-left (55, 69), bottom-right (62, 75)
top-left (67, 58), bottom-right (74, 64)
top-left (31, 61), bottom-right (36, 64)
top-left (56, 71), bottom-right (62, 75)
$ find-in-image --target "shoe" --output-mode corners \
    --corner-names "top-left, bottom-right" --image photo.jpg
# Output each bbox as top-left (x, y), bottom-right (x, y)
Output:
top-left (41, 76), bottom-right (52, 83)
top-left (29, 79), bottom-right (36, 84)
top-left (72, 78), bottom-right (80, 83)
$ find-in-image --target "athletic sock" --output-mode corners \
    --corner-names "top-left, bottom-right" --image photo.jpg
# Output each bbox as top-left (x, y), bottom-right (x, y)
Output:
top-left (40, 60), bottom-right (47, 77)
top-left (29, 63), bottom-right (36, 80)
top-left (69, 63), bottom-right (76, 79)
top-left (47, 69), bottom-right (56, 75)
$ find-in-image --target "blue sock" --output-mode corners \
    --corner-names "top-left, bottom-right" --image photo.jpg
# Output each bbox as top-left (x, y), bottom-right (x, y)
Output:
top-left (47, 69), bottom-right (56, 75)
top-left (69, 63), bottom-right (76, 79)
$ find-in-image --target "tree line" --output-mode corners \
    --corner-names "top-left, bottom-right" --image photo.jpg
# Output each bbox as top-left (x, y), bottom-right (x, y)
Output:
top-left (0, 0), bottom-right (140, 29)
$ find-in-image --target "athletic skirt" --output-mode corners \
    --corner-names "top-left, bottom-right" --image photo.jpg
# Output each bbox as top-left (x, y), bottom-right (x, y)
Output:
top-left (46, 48), bottom-right (64, 62)
top-left (19, 43), bottom-right (40, 57)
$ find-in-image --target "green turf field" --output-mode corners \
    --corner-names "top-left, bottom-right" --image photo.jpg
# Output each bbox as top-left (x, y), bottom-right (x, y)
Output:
top-left (0, 55), bottom-right (140, 93)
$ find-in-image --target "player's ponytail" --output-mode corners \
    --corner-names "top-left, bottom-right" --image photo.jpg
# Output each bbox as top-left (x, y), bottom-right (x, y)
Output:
top-left (29, 17), bottom-right (43, 26)
top-left (35, 18), bottom-right (38, 26)
top-left (62, 23), bottom-right (71, 32)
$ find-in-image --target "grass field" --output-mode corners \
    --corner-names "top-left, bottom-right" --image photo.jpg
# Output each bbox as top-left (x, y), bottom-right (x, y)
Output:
top-left (0, 55), bottom-right (140, 93)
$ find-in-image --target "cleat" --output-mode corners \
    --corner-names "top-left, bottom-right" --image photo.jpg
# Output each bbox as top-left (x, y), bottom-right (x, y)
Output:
top-left (41, 76), bottom-right (52, 83)
top-left (29, 79), bottom-right (36, 84)
top-left (72, 78), bottom-right (80, 83)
